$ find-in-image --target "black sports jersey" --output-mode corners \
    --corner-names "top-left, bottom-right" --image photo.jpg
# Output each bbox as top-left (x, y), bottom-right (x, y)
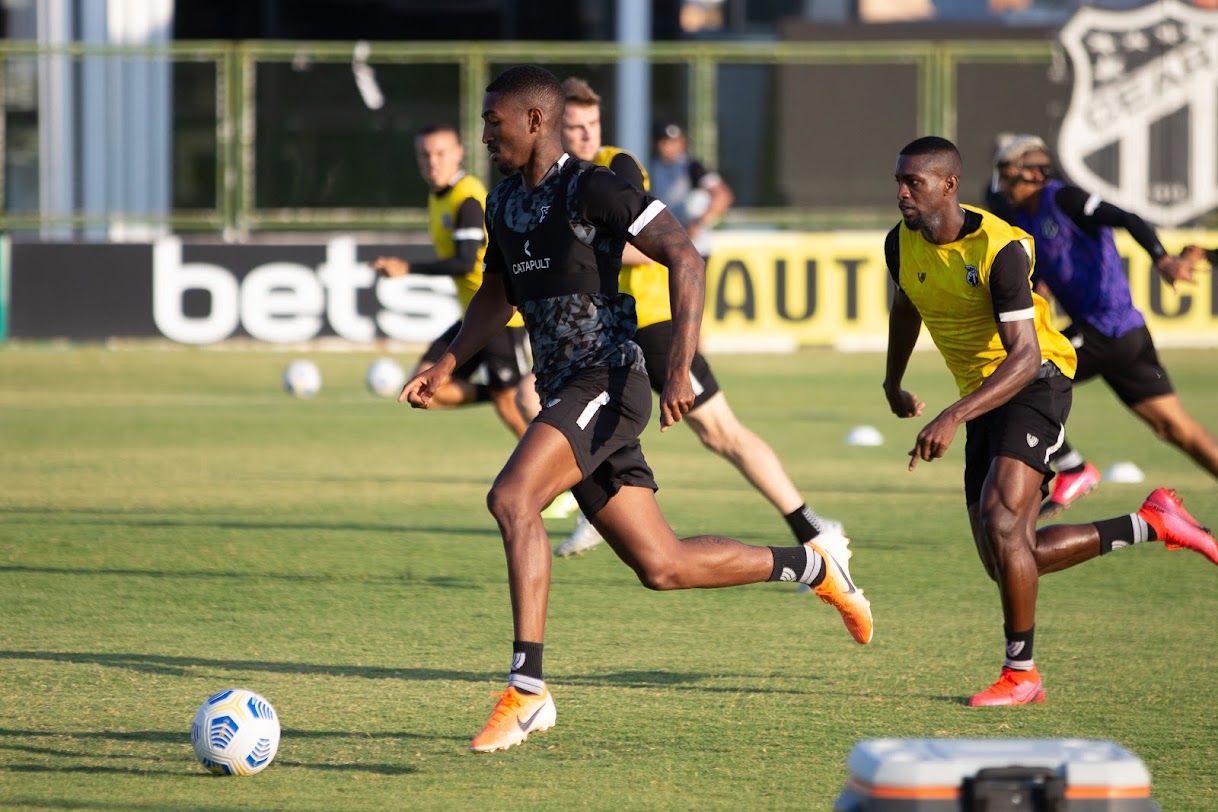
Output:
top-left (483, 153), bottom-right (665, 401)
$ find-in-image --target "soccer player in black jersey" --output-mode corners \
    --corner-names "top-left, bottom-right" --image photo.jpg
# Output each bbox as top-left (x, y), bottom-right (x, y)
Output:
top-left (399, 65), bottom-right (873, 752)
top-left (883, 136), bottom-right (1216, 706)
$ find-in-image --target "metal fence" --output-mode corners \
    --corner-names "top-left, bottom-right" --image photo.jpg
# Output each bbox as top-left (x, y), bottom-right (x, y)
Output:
top-left (1, 38), bottom-right (1062, 237)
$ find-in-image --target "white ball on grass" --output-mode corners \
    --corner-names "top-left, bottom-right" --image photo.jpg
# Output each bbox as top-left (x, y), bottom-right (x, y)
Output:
top-left (366, 357), bottom-right (406, 398)
top-left (191, 688), bottom-right (281, 776)
top-left (283, 359), bottom-right (322, 399)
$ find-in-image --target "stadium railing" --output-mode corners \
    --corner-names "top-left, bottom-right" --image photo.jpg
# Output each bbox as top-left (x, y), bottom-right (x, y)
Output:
top-left (0, 38), bottom-right (1057, 237)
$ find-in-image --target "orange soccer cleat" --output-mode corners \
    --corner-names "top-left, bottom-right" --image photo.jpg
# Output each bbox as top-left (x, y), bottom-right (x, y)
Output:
top-left (969, 667), bottom-right (1045, 707)
top-left (1039, 462), bottom-right (1101, 520)
top-left (468, 686), bottom-right (556, 753)
top-left (806, 531), bottom-right (873, 645)
top-left (1138, 487), bottom-right (1218, 566)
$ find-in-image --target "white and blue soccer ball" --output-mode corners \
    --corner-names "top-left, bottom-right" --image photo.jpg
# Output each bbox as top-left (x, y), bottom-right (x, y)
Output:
top-left (283, 359), bottom-right (322, 399)
top-left (365, 357), bottom-right (406, 398)
top-left (191, 688), bottom-right (281, 776)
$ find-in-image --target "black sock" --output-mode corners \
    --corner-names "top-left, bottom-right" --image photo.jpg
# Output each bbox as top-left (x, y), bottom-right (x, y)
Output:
top-left (1095, 514), bottom-right (1156, 554)
top-left (784, 504), bottom-right (824, 543)
top-left (1004, 626), bottom-right (1035, 671)
top-left (473, 384), bottom-right (493, 403)
top-left (508, 640), bottom-right (545, 695)
top-left (768, 546), bottom-right (825, 586)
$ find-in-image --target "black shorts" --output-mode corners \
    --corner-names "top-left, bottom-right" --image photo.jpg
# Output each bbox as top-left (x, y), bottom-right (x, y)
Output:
top-left (963, 366), bottom-right (1073, 506)
top-left (632, 321), bottom-right (720, 410)
top-left (422, 321), bottom-right (530, 392)
top-left (1064, 320), bottom-right (1174, 406)
top-left (532, 366), bottom-right (657, 517)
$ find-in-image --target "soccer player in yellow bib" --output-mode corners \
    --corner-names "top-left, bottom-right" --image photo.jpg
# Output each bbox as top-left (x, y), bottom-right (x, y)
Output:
top-left (540, 77), bottom-right (844, 559)
top-left (883, 136), bottom-right (1216, 706)
top-left (373, 124), bottom-right (532, 438)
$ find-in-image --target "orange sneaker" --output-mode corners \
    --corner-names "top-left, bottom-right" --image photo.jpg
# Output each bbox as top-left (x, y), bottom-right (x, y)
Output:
top-left (806, 531), bottom-right (873, 645)
top-left (468, 686), bottom-right (556, 753)
top-left (1138, 487), bottom-right (1218, 566)
top-left (1039, 463), bottom-right (1101, 520)
top-left (968, 667), bottom-right (1045, 706)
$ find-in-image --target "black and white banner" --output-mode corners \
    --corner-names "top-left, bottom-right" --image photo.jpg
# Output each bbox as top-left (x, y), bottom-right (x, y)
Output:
top-left (1058, 0), bottom-right (1218, 226)
top-left (7, 237), bottom-right (460, 344)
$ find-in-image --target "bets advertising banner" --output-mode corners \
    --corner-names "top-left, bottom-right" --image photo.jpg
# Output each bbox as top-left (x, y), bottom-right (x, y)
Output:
top-left (5, 231), bottom-right (1217, 348)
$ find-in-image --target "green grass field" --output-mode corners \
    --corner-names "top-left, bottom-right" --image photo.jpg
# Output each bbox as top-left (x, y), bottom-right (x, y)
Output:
top-left (1, 344), bottom-right (1216, 811)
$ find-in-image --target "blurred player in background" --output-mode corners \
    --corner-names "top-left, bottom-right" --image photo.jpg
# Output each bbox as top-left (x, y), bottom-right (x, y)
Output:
top-left (649, 120), bottom-right (734, 264)
top-left (401, 65), bottom-right (872, 752)
top-left (538, 76), bottom-right (843, 560)
top-left (884, 136), bottom-right (1217, 706)
top-left (373, 123), bottom-right (531, 438)
top-left (994, 135), bottom-right (1217, 518)
top-left (983, 131), bottom-right (1019, 222)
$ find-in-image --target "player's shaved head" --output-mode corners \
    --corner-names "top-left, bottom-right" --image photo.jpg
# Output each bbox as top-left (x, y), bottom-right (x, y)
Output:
top-left (486, 65), bottom-right (565, 132)
top-left (894, 136), bottom-right (964, 241)
top-left (899, 136), bottom-right (963, 179)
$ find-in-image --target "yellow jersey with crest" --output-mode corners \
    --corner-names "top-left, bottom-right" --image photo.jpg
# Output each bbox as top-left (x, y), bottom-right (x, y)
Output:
top-left (595, 146), bottom-right (671, 328)
top-left (429, 172), bottom-right (523, 327)
top-left (896, 205), bottom-right (1076, 397)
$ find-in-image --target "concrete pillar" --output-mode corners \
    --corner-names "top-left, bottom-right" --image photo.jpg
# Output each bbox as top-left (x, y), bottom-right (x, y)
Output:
top-left (615, 0), bottom-right (652, 164)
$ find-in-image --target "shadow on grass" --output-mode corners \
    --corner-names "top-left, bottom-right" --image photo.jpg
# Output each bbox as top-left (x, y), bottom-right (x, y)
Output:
top-left (0, 650), bottom-right (498, 682)
top-left (4, 760), bottom-right (416, 780)
top-left (0, 728), bottom-right (447, 745)
top-left (0, 801), bottom-right (256, 812)
top-left (242, 471), bottom-right (497, 488)
top-left (0, 651), bottom-right (819, 694)
top-left (0, 565), bottom-right (487, 590)
top-left (0, 729), bottom-right (426, 783)
top-left (0, 506), bottom-right (503, 539)
top-left (3, 761), bottom-right (416, 777)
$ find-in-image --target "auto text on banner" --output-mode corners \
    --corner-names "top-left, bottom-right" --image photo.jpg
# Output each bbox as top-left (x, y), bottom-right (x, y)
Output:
top-left (700, 230), bottom-right (1218, 352)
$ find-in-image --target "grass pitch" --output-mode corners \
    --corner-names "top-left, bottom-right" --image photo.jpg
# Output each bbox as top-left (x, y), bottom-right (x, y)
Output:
top-left (1, 344), bottom-right (1216, 810)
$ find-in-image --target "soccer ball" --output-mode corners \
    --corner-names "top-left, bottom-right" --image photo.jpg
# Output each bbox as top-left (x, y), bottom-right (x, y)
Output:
top-left (366, 357), bottom-right (406, 398)
top-left (283, 359), bottom-right (322, 398)
top-left (191, 688), bottom-right (281, 776)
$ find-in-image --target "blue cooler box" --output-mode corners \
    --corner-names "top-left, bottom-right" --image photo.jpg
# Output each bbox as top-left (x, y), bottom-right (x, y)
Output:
top-left (835, 738), bottom-right (1159, 811)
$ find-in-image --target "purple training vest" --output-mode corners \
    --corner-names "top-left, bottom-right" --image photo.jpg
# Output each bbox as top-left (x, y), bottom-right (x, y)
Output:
top-left (1013, 179), bottom-right (1144, 338)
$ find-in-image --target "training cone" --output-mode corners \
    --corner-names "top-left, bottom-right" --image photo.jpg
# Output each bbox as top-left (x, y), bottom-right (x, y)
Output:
top-left (1104, 461), bottom-right (1145, 483)
top-left (845, 425), bottom-right (884, 447)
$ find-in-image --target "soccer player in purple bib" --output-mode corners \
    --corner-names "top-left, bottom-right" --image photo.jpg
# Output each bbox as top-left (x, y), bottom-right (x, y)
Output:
top-left (994, 135), bottom-right (1218, 518)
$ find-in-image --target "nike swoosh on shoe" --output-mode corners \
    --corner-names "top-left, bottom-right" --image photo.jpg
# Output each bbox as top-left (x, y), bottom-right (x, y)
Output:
top-left (518, 704), bottom-right (548, 732)
top-left (829, 555), bottom-right (857, 593)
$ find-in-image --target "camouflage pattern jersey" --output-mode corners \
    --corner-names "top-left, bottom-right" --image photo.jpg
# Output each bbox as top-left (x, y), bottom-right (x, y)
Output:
top-left (483, 154), bottom-right (666, 401)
